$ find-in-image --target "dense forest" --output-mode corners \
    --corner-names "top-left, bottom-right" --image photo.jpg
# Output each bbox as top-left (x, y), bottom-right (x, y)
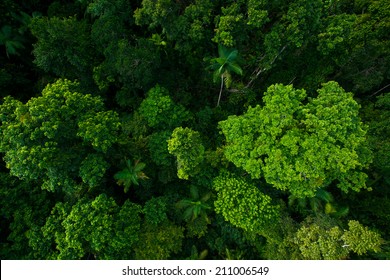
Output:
top-left (0, 0), bottom-right (389, 260)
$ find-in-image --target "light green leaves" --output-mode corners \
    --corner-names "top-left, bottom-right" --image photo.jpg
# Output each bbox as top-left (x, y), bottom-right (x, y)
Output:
top-left (79, 154), bottom-right (109, 189)
top-left (213, 171), bottom-right (280, 233)
top-left (167, 127), bottom-right (205, 180)
top-left (294, 218), bottom-right (382, 259)
top-left (219, 82), bottom-right (371, 198)
top-left (77, 110), bottom-right (121, 153)
top-left (342, 220), bottom-right (382, 256)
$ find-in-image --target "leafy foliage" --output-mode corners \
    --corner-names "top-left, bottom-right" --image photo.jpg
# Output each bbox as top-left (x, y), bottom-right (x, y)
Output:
top-left (114, 159), bottom-right (149, 193)
top-left (0, 79), bottom-right (120, 194)
top-left (208, 44), bottom-right (243, 106)
top-left (294, 217), bottom-right (382, 259)
top-left (168, 127), bottom-right (205, 180)
top-left (139, 85), bottom-right (190, 130)
top-left (38, 194), bottom-right (142, 259)
top-left (77, 110), bottom-right (121, 153)
top-left (143, 196), bottom-right (169, 227)
top-left (289, 188), bottom-right (349, 217)
top-left (219, 82), bottom-right (372, 197)
top-left (134, 222), bottom-right (184, 260)
top-left (213, 171), bottom-right (280, 233)
top-left (148, 131), bottom-right (174, 166)
top-left (342, 220), bottom-right (382, 256)
top-left (0, 0), bottom-right (389, 261)
top-left (177, 185), bottom-right (211, 222)
top-left (176, 185), bottom-right (211, 238)
top-left (30, 16), bottom-right (95, 80)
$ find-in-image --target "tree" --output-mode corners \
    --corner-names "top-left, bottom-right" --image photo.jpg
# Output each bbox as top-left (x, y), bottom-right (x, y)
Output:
top-left (0, 172), bottom-right (53, 259)
top-left (35, 194), bottom-right (142, 259)
top-left (134, 221), bottom-right (184, 260)
top-left (1, 0), bottom-right (389, 261)
top-left (293, 217), bottom-right (382, 259)
top-left (176, 185), bottom-right (212, 238)
top-left (114, 159), bottom-right (149, 193)
top-left (207, 44), bottom-right (243, 106)
top-left (167, 127), bottom-right (205, 180)
top-left (139, 85), bottom-right (191, 130)
top-left (219, 82), bottom-right (372, 198)
top-left (176, 185), bottom-right (211, 222)
top-left (0, 79), bottom-right (120, 194)
top-left (288, 188), bottom-right (349, 218)
top-left (213, 171), bottom-right (280, 234)
top-left (30, 16), bottom-right (95, 81)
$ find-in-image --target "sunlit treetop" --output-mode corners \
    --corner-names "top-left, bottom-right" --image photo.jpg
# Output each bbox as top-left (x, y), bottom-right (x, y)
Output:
top-left (0, 79), bottom-right (120, 194)
top-left (219, 82), bottom-right (372, 197)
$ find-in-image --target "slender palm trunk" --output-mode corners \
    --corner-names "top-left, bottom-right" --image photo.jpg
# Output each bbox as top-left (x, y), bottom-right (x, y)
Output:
top-left (217, 75), bottom-right (224, 107)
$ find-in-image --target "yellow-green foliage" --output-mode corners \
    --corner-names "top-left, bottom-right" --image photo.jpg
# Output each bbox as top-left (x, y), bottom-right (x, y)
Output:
top-left (294, 218), bottom-right (382, 259)
top-left (219, 82), bottom-right (372, 198)
top-left (342, 220), bottom-right (382, 256)
top-left (213, 171), bottom-right (280, 233)
top-left (168, 127), bottom-right (205, 180)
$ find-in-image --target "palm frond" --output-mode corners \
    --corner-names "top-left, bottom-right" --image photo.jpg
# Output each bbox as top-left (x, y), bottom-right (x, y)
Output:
top-left (226, 49), bottom-right (238, 62)
top-left (218, 44), bottom-right (231, 59)
top-left (114, 159), bottom-right (148, 192)
top-left (228, 62), bottom-right (243, 76)
top-left (223, 71), bottom-right (232, 88)
top-left (176, 199), bottom-right (193, 209)
top-left (334, 206), bottom-right (349, 218)
top-left (183, 206), bottom-right (194, 221)
top-left (213, 70), bottom-right (221, 83)
top-left (316, 189), bottom-right (334, 203)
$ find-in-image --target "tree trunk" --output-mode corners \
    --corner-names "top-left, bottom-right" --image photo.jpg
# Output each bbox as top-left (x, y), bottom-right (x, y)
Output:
top-left (217, 75), bottom-right (224, 107)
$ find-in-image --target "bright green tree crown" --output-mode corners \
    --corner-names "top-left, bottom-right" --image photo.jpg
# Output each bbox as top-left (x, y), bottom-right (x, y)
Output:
top-left (213, 171), bottom-right (280, 233)
top-left (219, 82), bottom-right (372, 197)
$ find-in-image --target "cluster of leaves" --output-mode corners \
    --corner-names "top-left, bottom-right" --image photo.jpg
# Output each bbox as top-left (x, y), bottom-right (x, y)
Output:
top-left (139, 85), bottom-right (191, 130)
top-left (176, 185), bottom-right (212, 238)
top-left (168, 127), bottom-right (205, 180)
top-left (0, 79), bottom-right (120, 194)
top-left (114, 159), bottom-right (148, 193)
top-left (30, 16), bottom-right (94, 81)
top-left (219, 82), bottom-right (372, 198)
top-left (34, 194), bottom-right (142, 259)
top-left (213, 171), bottom-right (280, 233)
top-left (294, 218), bottom-right (382, 260)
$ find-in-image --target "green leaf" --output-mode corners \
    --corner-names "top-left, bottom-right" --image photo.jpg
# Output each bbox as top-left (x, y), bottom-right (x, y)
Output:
top-left (226, 49), bottom-right (238, 62)
top-left (227, 62), bottom-right (243, 76)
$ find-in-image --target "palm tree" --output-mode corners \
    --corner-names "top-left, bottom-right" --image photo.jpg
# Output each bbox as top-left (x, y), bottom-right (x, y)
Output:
top-left (176, 185), bottom-right (211, 222)
top-left (289, 188), bottom-right (349, 217)
top-left (114, 159), bottom-right (148, 193)
top-left (207, 44), bottom-right (243, 106)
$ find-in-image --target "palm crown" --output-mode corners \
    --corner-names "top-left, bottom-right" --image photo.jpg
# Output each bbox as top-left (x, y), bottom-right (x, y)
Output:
top-left (208, 44), bottom-right (243, 106)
